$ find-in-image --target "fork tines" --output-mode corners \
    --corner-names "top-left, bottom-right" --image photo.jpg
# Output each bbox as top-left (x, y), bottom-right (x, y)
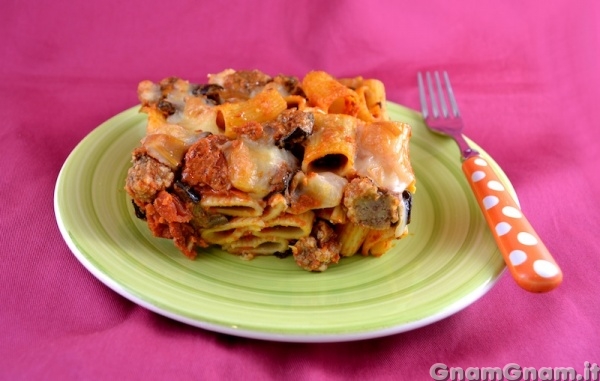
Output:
top-left (417, 71), bottom-right (460, 119)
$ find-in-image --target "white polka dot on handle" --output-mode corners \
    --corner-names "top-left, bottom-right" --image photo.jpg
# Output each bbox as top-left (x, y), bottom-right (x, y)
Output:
top-left (517, 232), bottom-right (538, 246)
top-left (472, 171), bottom-right (486, 182)
top-left (487, 180), bottom-right (505, 191)
top-left (502, 206), bottom-right (522, 219)
top-left (509, 250), bottom-right (527, 266)
top-left (474, 158), bottom-right (487, 166)
top-left (495, 222), bottom-right (512, 236)
top-left (533, 260), bottom-right (559, 278)
top-left (483, 196), bottom-right (499, 210)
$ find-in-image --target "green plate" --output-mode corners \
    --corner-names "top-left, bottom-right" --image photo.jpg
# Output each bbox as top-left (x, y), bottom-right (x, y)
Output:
top-left (54, 102), bottom-right (513, 342)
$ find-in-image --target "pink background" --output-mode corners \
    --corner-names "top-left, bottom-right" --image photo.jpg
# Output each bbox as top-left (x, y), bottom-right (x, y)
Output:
top-left (2, 0), bottom-right (599, 379)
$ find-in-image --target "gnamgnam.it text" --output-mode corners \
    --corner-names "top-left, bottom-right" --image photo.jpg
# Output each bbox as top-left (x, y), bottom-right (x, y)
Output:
top-left (430, 362), bottom-right (600, 381)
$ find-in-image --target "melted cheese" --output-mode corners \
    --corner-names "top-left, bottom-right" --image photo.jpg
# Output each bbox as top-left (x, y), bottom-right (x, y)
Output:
top-left (208, 68), bottom-right (236, 86)
top-left (355, 121), bottom-right (415, 193)
top-left (175, 97), bottom-right (221, 135)
top-left (223, 137), bottom-right (299, 199)
top-left (288, 171), bottom-right (348, 214)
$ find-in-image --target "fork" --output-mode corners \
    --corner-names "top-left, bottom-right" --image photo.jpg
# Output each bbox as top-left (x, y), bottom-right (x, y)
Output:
top-left (417, 71), bottom-right (562, 293)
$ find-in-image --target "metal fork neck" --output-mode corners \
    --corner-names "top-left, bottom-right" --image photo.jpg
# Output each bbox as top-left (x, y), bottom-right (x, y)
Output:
top-left (454, 133), bottom-right (480, 160)
top-left (462, 148), bottom-right (480, 160)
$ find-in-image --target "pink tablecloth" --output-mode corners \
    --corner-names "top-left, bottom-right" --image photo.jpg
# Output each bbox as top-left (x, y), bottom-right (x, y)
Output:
top-left (2, 0), bottom-right (599, 379)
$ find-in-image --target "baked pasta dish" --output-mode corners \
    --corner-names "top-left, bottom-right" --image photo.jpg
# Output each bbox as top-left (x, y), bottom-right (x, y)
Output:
top-left (125, 69), bottom-right (416, 271)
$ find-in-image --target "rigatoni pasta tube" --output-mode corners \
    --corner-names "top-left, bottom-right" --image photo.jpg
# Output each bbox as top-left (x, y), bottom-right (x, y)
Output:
top-left (200, 191), bottom-right (265, 217)
top-left (361, 227), bottom-right (396, 257)
top-left (355, 79), bottom-right (387, 122)
top-left (336, 222), bottom-right (370, 257)
top-left (201, 217), bottom-right (265, 245)
top-left (302, 71), bottom-right (360, 116)
top-left (224, 236), bottom-right (289, 257)
top-left (302, 113), bottom-right (357, 177)
top-left (338, 77), bottom-right (388, 122)
top-left (254, 211), bottom-right (315, 240)
top-left (216, 87), bottom-right (287, 138)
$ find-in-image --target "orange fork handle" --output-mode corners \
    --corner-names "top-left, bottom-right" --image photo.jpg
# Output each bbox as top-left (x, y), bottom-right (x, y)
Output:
top-left (462, 156), bottom-right (563, 293)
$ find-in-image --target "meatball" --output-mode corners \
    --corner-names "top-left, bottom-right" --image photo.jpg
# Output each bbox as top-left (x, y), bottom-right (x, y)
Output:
top-left (125, 148), bottom-right (174, 205)
top-left (291, 221), bottom-right (341, 272)
top-left (181, 134), bottom-right (231, 192)
top-left (343, 177), bottom-right (400, 230)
